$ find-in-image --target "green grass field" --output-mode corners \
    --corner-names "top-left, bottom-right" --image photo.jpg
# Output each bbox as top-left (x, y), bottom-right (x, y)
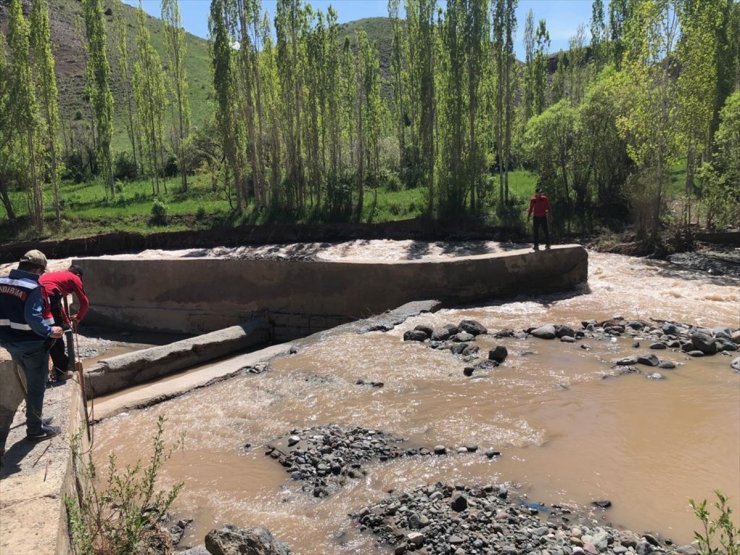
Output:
top-left (0, 169), bottom-right (542, 242)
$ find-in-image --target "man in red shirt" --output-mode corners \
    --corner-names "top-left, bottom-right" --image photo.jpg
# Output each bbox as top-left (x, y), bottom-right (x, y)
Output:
top-left (527, 187), bottom-right (552, 251)
top-left (39, 265), bottom-right (89, 382)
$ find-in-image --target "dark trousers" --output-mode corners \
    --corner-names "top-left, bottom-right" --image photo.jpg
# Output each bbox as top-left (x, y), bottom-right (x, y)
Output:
top-left (48, 294), bottom-right (70, 376)
top-left (533, 216), bottom-right (550, 248)
top-left (4, 340), bottom-right (50, 435)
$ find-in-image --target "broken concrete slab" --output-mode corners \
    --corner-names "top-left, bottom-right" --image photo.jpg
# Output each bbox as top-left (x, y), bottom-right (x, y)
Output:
top-left (85, 320), bottom-right (270, 398)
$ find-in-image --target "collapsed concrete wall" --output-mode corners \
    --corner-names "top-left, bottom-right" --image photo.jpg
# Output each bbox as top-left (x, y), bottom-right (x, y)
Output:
top-left (85, 321), bottom-right (270, 398)
top-left (76, 246), bottom-right (587, 340)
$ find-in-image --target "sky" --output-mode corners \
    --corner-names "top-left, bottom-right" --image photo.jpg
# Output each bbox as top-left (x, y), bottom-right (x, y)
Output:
top-left (123, 0), bottom-right (598, 58)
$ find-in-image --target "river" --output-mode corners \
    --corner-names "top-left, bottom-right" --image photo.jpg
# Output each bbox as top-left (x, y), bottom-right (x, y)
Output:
top-left (93, 245), bottom-right (740, 553)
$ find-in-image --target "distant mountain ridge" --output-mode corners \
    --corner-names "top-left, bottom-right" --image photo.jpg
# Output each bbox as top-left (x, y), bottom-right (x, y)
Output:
top-left (0, 0), bottom-right (213, 150)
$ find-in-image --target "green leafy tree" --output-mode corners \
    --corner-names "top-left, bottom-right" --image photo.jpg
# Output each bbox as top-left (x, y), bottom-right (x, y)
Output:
top-left (30, 0), bottom-right (62, 225)
top-left (617, 0), bottom-right (682, 242)
top-left (590, 0), bottom-right (607, 68)
top-left (81, 0), bottom-right (115, 197)
top-left (134, 4), bottom-right (168, 196)
top-left (162, 0), bottom-right (192, 192)
top-left (0, 31), bottom-right (18, 226)
top-left (209, 0), bottom-right (246, 210)
top-left (112, 5), bottom-right (140, 171)
top-left (7, 0), bottom-right (44, 232)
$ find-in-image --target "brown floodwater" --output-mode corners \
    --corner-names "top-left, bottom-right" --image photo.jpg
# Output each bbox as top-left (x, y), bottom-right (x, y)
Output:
top-left (93, 247), bottom-right (740, 552)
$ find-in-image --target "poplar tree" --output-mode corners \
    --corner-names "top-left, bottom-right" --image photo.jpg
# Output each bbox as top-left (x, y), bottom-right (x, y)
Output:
top-left (81, 0), bottom-right (115, 197)
top-left (260, 13), bottom-right (282, 208)
top-left (532, 19), bottom-right (550, 117)
top-left (590, 0), bottom-right (606, 68)
top-left (162, 0), bottom-right (192, 192)
top-left (30, 0), bottom-right (62, 224)
top-left (678, 0), bottom-right (724, 205)
top-left (134, 5), bottom-right (168, 195)
top-left (8, 0), bottom-right (44, 232)
top-left (113, 7), bottom-right (139, 171)
top-left (405, 0), bottom-right (437, 216)
top-left (209, 0), bottom-right (246, 209)
top-left (609, 0), bottom-right (632, 68)
top-left (276, 0), bottom-right (308, 211)
top-left (466, 0), bottom-right (490, 212)
top-left (0, 31), bottom-right (18, 225)
top-left (388, 0), bottom-right (407, 170)
top-left (522, 9), bottom-right (535, 122)
top-left (618, 0), bottom-right (681, 242)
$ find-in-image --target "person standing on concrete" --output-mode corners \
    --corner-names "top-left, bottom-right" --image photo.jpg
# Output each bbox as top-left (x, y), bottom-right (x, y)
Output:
top-left (40, 265), bottom-right (89, 383)
top-left (527, 187), bottom-right (552, 251)
top-left (0, 250), bottom-right (63, 443)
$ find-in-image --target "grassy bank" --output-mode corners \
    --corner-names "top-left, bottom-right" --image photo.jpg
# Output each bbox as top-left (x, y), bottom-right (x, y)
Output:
top-left (1, 170), bottom-right (539, 243)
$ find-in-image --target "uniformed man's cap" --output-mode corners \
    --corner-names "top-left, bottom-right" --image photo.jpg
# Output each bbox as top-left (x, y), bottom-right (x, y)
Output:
top-left (20, 249), bottom-right (48, 269)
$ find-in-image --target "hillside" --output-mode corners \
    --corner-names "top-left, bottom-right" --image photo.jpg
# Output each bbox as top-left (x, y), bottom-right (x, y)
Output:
top-left (0, 0), bottom-right (214, 151)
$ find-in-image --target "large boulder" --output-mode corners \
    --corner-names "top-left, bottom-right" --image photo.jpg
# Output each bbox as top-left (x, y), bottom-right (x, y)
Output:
top-left (488, 346), bottom-right (508, 363)
top-left (691, 332), bottom-right (718, 355)
top-left (555, 325), bottom-right (575, 339)
top-left (636, 354), bottom-right (660, 367)
top-left (531, 324), bottom-right (557, 339)
top-left (458, 320), bottom-right (487, 336)
top-left (403, 330), bottom-right (428, 342)
top-left (205, 525), bottom-right (291, 555)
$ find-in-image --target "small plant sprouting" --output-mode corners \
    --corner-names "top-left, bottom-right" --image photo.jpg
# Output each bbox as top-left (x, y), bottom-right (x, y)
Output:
top-left (65, 416), bottom-right (184, 555)
top-left (690, 490), bottom-right (739, 555)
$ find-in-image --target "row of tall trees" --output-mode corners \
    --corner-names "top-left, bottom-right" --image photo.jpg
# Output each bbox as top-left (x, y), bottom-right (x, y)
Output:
top-left (0, 0), bottom-right (61, 232)
top-left (1, 0), bottom-right (738, 236)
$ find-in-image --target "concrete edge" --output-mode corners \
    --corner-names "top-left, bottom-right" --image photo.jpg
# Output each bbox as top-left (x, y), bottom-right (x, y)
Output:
top-left (85, 320), bottom-right (271, 399)
top-left (93, 300), bottom-right (442, 421)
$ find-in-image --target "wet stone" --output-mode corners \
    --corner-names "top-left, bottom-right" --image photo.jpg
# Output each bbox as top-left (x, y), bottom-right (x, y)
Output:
top-left (637, 354), bottom-right (660, 367)
top-left (647, 372), bottom-right (666, 380)
top-left (489, 346), bottom-right (508, 363)
top-left (459, 319), bottom-right (488, 336)
top-left (658, 360), bottom-right (676, 369)
top-left (404, 330), bottom-right (429, 342)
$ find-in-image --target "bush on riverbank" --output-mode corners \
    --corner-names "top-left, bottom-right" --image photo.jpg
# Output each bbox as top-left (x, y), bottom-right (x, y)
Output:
top-left (65, 416), bottom-right (183, 554)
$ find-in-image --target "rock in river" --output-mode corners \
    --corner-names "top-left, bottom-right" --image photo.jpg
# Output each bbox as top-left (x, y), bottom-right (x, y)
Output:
top-left (636, 354), bottom-right (659, 367)
top-left (732, 357), bottom-right (740, 372)
top-left (691, 332), bottom-right (718, 355)
top-left (488, 346), bottom-right (508, 363)
top-left (403, 330), bottom-right (428, 342)
top-left (205, 525), bottom-right (291, 555)
top-left (531, 324), bottom-right (557, 339)
top-left (459, 319), bottom-right (488, 336)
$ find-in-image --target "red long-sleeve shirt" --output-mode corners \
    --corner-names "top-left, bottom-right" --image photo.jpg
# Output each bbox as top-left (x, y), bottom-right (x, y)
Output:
top-left (528, 194), bottom-right (551, 218)
top-left (39, 270), bottom-right (89, 323)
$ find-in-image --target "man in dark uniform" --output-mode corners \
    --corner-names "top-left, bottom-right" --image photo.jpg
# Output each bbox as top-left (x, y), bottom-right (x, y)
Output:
top-left (0, 250), bottom-right (63, 449)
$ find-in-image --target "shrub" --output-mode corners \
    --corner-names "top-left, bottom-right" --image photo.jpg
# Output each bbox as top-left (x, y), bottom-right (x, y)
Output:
top-left (114, 152), bottom-right (138, 181)
top-left (150, 199), bottom-right (168, 226)
top-left (163, 155), bottom-right (179, 178)
top-left (65, 416), bottom-right (184, 555)
top-left (690, 490), bottom-right (739, 555)
top-left (195, 206), bottom-right (207, 221)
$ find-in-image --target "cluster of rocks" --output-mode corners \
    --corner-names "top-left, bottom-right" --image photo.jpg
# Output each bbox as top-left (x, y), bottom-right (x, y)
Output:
top-left (181, 525), bottom-right (291, 555)
top-left (264, 425), bottom-right (504, 497)
top-left (527, 318), bottom-right (739, 373)
top-left (403, 319), bottom-right (510, 376)
top-left (264, 425), bottom-right (410, 497)
top-left (354, 483), bottom-right (697, 555)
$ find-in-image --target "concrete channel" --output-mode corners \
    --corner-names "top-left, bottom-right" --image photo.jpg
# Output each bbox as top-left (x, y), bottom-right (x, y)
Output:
top-left (0, 244), bottom-right (587, 554)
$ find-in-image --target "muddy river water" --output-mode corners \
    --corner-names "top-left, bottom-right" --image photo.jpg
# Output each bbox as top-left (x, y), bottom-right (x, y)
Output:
top-left (93, 244), bottom-right (739, 552)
